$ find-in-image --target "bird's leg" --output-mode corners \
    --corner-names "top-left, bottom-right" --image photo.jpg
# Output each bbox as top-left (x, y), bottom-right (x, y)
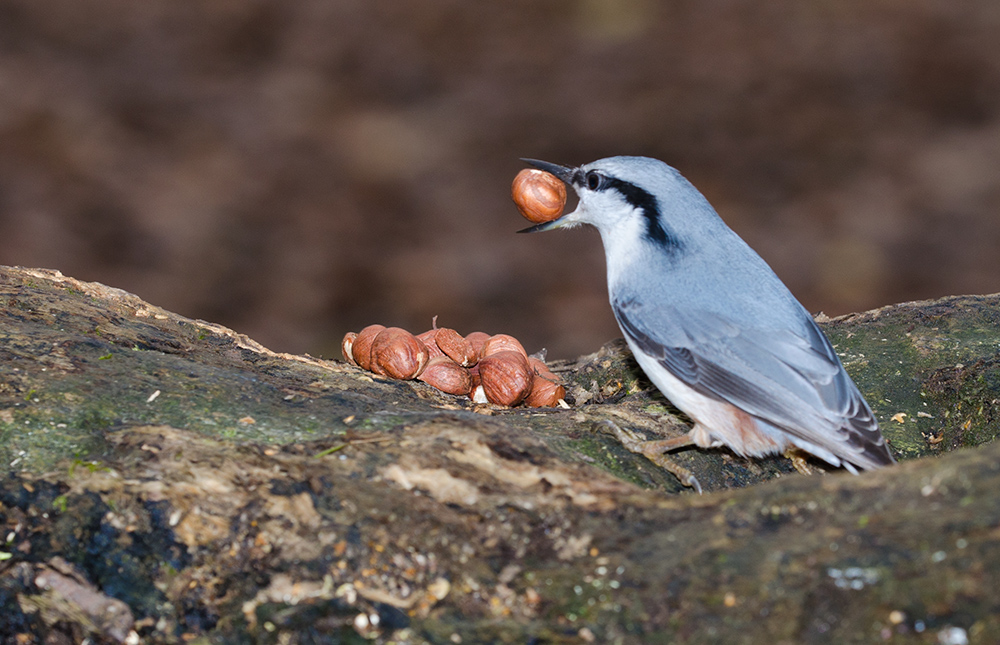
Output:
top-left (597, 420), bottom-right (702, 493)
top-left (782, 447), bottom-right (817, 476)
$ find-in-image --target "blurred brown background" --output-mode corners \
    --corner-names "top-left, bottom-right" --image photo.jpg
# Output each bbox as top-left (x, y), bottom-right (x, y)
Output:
top-left (1, 1), bottom-right (999, 359)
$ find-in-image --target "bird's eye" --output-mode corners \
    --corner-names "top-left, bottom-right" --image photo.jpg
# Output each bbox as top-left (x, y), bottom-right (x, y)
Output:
top-left (585, 171), bottom-right (603, 190)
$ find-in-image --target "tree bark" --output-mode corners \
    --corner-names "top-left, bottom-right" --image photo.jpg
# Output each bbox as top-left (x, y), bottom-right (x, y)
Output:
top-left (0, 266), bottom-right (997, 644)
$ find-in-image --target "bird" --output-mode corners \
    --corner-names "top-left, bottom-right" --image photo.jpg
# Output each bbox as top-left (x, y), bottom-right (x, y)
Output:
top-left (518, 155), bottom-right (895, 491)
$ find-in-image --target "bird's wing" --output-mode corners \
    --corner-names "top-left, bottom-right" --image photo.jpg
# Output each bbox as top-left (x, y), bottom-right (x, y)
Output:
top-left (612, 297), bottom-right (893, 469)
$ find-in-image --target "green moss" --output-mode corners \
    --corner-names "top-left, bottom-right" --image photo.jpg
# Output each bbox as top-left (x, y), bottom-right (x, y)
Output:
top-left (822, 297), bottom-right (1000, 459)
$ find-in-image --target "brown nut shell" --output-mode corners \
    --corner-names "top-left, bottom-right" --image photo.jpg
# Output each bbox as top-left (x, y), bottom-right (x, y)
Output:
top-left (418, 356), bottom-right (472, 396)
top-left (525, 371), bottom-right (565, 408)
top-left (525, 379), bottom-right (565, 408)
top-left (528, 356), bottom-right (559, 381)
top-left (525, 356), bottom-right (565, 407)
top-left (416, 329), bottom-right (446, 359)
top-left (480, 334), bottom-right (527, 360)
top-left (464, 332), bottom-right (491, 359)
top-left (370, 327), bottom-right (429, 380)
top-left (478, 350), bottom-right (533, 407)
top-left (512, 169), bottom-right (567, 223)
top-left (352, 324), bottom-right (385, 371)
top-left (434, 328), bottom-right (478, 367)
top-left (342, 332), bottom-right (358, 366)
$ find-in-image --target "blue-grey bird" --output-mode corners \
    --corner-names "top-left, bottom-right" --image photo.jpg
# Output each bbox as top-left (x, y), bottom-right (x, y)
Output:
top-left (519, 156), bottom-right (895, 489)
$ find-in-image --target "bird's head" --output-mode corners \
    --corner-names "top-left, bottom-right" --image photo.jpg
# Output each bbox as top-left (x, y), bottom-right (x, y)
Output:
top-left (518, 156), bottom-right (697, 252)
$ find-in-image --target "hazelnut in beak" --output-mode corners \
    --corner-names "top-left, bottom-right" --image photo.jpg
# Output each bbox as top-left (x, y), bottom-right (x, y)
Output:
top-left (511, 168), bottom-right (567, 223)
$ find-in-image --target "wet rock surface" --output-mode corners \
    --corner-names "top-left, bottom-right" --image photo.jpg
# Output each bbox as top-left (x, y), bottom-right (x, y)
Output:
top-left (0, 266), bottom-right (998, 643)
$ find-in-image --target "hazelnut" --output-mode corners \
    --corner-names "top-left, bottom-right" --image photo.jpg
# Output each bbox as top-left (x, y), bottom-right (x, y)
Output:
top-left (370, 327), bottom-right (429, 380)
top-left (418, 356), bottom-right (472, 396)
top-left (526, 378), bottom-right (565, 408)
top-left (342, 332), bottom-right (358, 366)
top-left (480, 334), bottom-right (527, 360)
top-left (478, 350), bottom-right (533, 407)
top-left (512, 168), bottom-right (567, 223)
top-left (434, 328), bottom-right (478, 367)
top-left (416, 329), bottom-right (446, 360)
top-left (352, 324), bottom-right (385, 371)
top-left (464, 332), bottom-right (491, 359)
top-left (528, 356), bottom-right (557, 380)
top-left (526, 357), bottom-right (565, 407)
top-left (471, 384), bottom-right (489, 404)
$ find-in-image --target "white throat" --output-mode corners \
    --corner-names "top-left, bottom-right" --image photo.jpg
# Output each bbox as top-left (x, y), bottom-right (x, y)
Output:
top-left (593, 207), bottom-right (652, 293)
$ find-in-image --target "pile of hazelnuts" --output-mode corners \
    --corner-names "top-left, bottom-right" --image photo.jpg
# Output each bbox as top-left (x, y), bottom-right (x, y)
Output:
top-left (340, 167), bottom-right (571, 409)
top-left (342, 324), bottom-right (566, 408)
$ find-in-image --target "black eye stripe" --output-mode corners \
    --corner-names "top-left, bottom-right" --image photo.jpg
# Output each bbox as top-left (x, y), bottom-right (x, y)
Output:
top-left (579, 172), bottom-right (682, 251)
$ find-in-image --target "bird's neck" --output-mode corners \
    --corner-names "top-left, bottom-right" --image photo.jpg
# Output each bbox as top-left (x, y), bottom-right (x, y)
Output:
top-left (601, 230), bottom-right (669, 294)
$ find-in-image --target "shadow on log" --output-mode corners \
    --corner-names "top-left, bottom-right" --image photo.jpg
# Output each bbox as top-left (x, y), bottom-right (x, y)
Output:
top-left (0, 266), bottom-right (998, 643)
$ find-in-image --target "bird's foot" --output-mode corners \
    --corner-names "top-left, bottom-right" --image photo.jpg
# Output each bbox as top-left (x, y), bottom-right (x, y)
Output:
top-left (783, 447), bottom-right (817, 476)
top-left (597, 420), bottom-right (702, 494)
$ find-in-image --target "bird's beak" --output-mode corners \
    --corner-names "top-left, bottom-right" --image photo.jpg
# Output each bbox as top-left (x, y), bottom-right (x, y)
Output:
top-left (516, 158), bottom-right (577, 234)
top-left (521, 158), bottom-right (575, 182)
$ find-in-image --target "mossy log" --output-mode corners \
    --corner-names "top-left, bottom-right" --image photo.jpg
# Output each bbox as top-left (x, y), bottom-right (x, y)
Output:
top-left (1, 266), bottom-right (998, 644)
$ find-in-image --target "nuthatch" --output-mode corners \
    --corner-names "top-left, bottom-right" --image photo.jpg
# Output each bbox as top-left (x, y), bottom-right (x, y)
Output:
top-left (520, 156), bottom-right (895, 491)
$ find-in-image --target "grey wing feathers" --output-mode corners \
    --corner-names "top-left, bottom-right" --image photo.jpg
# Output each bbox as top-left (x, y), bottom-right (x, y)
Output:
top-left (613, 298), bottom-right (895, 470)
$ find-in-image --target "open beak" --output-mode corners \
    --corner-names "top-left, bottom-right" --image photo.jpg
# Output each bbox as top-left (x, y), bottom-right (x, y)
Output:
top-left (516, 158), bottom-right (577, 234)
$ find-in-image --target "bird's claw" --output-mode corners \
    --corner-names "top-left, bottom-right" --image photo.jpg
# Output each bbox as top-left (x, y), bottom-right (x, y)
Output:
top-left (681, 472), bottom-right (702, 495)
top-left (783, 448), bottom-right (818, 476)
top-left (597, 419), bottom-right (702, 494)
